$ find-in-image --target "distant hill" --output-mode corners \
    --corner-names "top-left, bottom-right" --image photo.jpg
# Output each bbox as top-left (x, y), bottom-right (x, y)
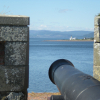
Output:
top-left (30, 30), bottom-right (94, 39)
top-left (82, 32), bottom-right (94, 38)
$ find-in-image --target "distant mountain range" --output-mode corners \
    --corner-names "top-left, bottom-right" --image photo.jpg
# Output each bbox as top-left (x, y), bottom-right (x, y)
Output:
top-left (30, 30), bottom-right (94, 39)
top-left (83, 32), bottom-right (94, 38)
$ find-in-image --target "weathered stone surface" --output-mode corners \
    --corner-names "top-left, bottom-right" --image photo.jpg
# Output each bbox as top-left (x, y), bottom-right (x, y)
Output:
top-left (0, 42), bottom-right (5, 65)
top-left (94, 26), bottom-right (100, 42)
top-left (0, 66), bottom-right (25, 91)
top-left (94, 43), bottom-right (100, 66)
top-left (5, 42), bottom-right (27, 65)
top-left (94, 16), bottom-right (100, 26)
top-left (93, 66), bottom-right (100, 81)
top-left (0, 26), bottom-right (29, 41)
top-left (0, 15), bottom-right (29, 25)
top-left (0, 92), bottom-right (26, 100)
top-left (6, 92), bottom-right (24, 100)
top-left (0, 15), bottom-right (29, 98)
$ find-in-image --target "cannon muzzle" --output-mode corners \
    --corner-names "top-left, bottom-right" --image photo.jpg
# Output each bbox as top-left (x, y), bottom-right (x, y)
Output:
top-left (48, 59), bottom-right (100, 100)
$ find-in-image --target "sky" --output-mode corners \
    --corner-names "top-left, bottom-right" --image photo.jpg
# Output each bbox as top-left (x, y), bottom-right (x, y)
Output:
top-left (0, 0), bottom-right (100, 31)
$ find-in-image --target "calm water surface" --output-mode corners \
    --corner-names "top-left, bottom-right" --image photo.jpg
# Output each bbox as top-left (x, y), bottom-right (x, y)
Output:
top-left (28, 38), bottom-right (93, 93)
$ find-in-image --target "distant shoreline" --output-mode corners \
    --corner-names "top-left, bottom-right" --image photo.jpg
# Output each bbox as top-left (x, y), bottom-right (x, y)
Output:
top-left (44, 40), bottom-right (94, 42)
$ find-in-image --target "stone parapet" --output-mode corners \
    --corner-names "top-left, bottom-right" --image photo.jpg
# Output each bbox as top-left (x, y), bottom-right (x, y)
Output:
top-left (93, 66), bottom-right (100, 81)
top-left (0, 26), bottom-right (29, 41)
top-left (0, 15), bottom-right (29, 25)
top-left (5, 42), bottom-right (28, 65)
top-left (93, 16), bottom-right (100, 82)
top-left (94, 43), bottom-right (100, 66)
top-left (0, 66), bottom-right (25, 91)
top-left (94, 16), bottom-right (100, 26)
top-left (0, 42), bottom-right (5, 65)
top-left (0, 92), bottom-right (26, 100)
top-left (94, 25), bottom-right (100, 42)
top-left (0, 15), bottom-right (29, 100)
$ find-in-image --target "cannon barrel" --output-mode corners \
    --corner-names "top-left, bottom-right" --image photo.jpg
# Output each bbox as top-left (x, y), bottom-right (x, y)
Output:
top-left (48, 59), bottom-right (100, 100)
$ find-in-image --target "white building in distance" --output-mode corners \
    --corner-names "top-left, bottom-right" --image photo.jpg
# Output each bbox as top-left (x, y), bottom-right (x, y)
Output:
top-left (69, 36), bottom-right (76, 40)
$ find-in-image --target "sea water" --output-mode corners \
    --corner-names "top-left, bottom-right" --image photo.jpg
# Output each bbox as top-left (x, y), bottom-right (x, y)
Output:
top-left (28, 38), bottom-right (93, 93)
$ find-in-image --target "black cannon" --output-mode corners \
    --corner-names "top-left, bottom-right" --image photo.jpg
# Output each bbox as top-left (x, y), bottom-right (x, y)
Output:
top-left (48, 59), bottom-right (100, 100)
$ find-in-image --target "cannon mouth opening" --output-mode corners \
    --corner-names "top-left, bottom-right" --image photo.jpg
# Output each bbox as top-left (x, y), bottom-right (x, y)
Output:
top-left (48, 59), bottom-right (74, 84)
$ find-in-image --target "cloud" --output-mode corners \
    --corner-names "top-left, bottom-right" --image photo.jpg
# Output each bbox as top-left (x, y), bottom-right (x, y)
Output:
top-left (59, 9), bottom-right (71, 13)
top-left (30, 24), bottom-right (94, 32)
top-left (85, 27), bottom-right (94, 31)
top-left (38, 25), bottom-right (47, 30)
top-left (40, 25), bottom-right (47, 27)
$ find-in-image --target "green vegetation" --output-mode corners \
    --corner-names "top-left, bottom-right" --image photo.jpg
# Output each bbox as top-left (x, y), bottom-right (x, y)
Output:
top-left (76, 38), bottom-right (94, 40)
top-left (69, 37), bottom-right (94, 41)
top-left (89, 37), bottom-right (94, 40)
top-left (98, 13), bottom-right (100, 16)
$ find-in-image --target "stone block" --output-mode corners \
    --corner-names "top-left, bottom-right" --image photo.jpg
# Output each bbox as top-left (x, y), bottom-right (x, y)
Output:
top-left (0, 66), bottom-right (25, 91)
top-left (94, 26), bottom-right (100, 42)
top-left (5, 42), bottom-right (27, 65)
top-left (94, 16), bottom-right (100, 26)
top-left (0, 26), bottom-right (29, 41)
top-left (0, 15), bottom-right (29, 25)
top-left (93, 66), bottom-right (100, 81)
top-left (94, 43), bottom-right (100, 66)
top-left (0, 92), bottom-right (26, 100)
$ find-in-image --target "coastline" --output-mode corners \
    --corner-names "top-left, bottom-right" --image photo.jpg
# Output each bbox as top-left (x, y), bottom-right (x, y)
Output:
top-left (28, 92), bottom-right (60, 100)
top-left (44, 40), bottom-right (94, 42)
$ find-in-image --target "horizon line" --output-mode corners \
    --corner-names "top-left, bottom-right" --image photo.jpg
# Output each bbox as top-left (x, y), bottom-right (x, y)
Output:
top-left (29, 30), bottom-right (94, 32)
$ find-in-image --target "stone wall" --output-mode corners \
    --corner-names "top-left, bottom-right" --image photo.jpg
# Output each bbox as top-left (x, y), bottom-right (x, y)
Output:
top-left (0, 42), bottom-right (5, 65)
top-left (93, 16), bottom-right (100, 81)
top-left (0, 15), bottom-right (29, 100)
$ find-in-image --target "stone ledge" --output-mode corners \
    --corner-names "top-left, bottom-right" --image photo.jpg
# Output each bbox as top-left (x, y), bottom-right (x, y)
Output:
top-left (0, 15), bottom-right (29, 25)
